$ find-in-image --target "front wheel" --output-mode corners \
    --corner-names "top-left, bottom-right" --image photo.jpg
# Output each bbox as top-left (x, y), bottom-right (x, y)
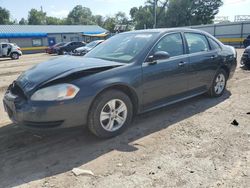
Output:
top-left (10, 52), bottom-right (19, 60)
top-left (88, 90), bottom-right (133, 138)
top-left (208, 69), bottom-right (228, 97)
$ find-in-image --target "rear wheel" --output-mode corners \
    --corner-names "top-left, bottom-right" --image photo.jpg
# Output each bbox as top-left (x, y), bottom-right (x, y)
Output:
top-left (88, 90), bottom-right (133, 138)
top-left (208, 69), bottom-right (227, 97)
top-left (10, 52), bottom-right (19, 60)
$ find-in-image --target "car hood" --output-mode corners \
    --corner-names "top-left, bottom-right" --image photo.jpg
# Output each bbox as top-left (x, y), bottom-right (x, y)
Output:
top-left (245, 46), bottom-right (250, 52)
top-left (76, 46), bottom-right (91, 52)
top-left (16, 56), bottom-right (123, 95)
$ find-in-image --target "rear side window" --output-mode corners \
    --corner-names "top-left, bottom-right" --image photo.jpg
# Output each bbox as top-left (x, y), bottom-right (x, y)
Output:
top-left (208, 37), bottom-right (221, 50)
top-left (185, 33), bottom-right (209, 54)
top-left (153, 33), bottom-right (184, 57)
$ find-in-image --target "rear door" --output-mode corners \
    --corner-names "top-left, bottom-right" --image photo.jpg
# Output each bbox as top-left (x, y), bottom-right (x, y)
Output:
top-left (184, 32), bottom-right (221, 92)
top-left (142, 32), bottom-right (189, 109)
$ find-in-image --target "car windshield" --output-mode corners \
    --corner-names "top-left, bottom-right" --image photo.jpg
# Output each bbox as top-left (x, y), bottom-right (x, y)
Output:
top-left (55, 42), bottom-right (65, 47)
top-left (86, 41), bottom-right (99, 48)
top-left (64, 42), bottom-right (71, 46)
top-left (85, 33), bottom-right (157, 63)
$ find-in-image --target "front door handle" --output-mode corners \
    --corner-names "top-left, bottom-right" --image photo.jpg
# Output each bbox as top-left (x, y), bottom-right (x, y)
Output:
top-left (178, 61), bottom-right (187, 67)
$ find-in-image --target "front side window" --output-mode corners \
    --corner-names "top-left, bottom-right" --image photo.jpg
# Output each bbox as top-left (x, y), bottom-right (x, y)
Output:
top-left (185, 33), bottom-right (209, 54)
top-left (153, 33), bottom-right (184, 57)
top-left (85, 32), bottom-right (158, 63)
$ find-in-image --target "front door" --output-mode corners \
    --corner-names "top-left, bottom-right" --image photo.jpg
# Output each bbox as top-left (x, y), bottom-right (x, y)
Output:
top-left (142, 33), bottom-right (189, 110)
top-left (48, 37), bottom-right (56, 46)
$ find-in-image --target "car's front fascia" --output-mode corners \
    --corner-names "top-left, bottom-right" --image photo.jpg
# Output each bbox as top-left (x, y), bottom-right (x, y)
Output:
top-left (2, 54), bottom-right (142, 129)
top-left (241, 46), bottom-right (250, 67)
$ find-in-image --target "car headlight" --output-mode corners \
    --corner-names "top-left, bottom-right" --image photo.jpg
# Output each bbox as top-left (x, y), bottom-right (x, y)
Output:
top-left (229, 46), bottom-right (237, 58)
top-left (31, 84), bottom-right (80, 101)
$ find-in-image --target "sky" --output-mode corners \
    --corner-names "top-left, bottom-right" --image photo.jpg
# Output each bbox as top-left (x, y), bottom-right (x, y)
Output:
top-left (0, 0), bottom-right (250, 22)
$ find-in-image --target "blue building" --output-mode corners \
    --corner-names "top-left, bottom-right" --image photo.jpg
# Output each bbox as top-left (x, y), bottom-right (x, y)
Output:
top-left (0, 25), bottom-right (108, 53)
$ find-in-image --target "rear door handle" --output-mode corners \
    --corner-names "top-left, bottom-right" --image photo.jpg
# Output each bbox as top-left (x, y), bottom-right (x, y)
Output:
top-left (178, 61), bottom-right (187, 67)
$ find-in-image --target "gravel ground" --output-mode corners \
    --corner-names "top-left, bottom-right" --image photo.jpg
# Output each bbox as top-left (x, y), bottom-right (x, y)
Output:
top-left (0, 51), bottom-right (249, 188)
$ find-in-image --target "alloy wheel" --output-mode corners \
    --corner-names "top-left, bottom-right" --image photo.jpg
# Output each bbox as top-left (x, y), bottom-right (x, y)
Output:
top-left (214, 73), bottom-right (226, 95)
top-left (100, 99), bottom-right (128, 132)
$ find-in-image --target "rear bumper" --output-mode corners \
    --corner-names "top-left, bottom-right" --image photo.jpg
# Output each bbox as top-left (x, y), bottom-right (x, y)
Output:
top-left (3, 91), bottom-right (91, 129)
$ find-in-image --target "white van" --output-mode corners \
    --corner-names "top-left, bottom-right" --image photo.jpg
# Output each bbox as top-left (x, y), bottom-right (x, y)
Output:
top-left (0, 43), bottom-right (22, 60)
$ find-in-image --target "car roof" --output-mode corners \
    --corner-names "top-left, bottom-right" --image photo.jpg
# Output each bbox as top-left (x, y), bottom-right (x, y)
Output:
top-left (124, 28), bottom-right (208, 35)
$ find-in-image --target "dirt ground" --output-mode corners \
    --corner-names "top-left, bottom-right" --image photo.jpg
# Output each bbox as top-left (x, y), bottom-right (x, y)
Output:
top-left (0, 51), bottom-right (249, 188)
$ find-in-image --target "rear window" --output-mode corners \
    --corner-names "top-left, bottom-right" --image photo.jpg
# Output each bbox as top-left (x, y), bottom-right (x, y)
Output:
top-left (208, 37), bottom-right (221, 50)
top-left (185, 33), bottom-right (209, 54)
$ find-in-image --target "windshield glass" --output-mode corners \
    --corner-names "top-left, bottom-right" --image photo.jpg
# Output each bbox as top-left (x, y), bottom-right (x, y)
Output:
top-left (55, 42), bottom-right (65, 47)
top-left (86, 41), bottom-right (98, 48)
top-left (85, 33), bottom-right (157, 63)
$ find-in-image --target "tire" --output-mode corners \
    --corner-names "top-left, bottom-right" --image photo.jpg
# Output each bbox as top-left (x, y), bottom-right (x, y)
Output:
top-left (57, 50), bottom-right (64, 55)
top-left (88, 89), bottom-right (133, 138)
top-left (10, 52), bottom-right (19, 60)
top-left (207, 69), bottom-right (228, 97)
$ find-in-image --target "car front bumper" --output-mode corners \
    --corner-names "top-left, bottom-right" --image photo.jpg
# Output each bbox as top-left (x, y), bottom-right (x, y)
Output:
top-left (3, 90), bottom-right (90, 129)
top-left (241, 52), bottom-right (250, 66)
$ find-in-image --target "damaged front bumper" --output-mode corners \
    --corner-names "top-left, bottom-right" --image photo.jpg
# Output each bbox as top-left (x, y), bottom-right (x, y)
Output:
top-left (3, 87), bottom-right (90, 129)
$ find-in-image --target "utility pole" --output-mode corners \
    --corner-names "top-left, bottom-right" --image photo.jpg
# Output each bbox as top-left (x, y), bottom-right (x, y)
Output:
top-left (153, 0), bottom-right (157, 28)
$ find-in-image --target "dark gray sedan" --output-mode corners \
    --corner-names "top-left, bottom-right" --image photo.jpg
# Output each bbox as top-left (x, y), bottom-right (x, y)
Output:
top-left (3, 28), bottom-right (237, 138)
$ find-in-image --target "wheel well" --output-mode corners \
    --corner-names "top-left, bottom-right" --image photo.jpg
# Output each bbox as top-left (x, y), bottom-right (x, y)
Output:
top-left (94, 85), bottom-right (139, 115)
top-left (220, 65), bottom-right (230, 78)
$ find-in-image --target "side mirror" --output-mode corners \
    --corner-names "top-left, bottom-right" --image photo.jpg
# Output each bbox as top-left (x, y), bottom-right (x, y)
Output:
top-left (147, 51), bottom-right (170, 65)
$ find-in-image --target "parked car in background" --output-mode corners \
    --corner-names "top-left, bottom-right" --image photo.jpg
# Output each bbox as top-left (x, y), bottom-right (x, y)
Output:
top-left (243, 35), bottom-right (250, 48)
top-left (45, 42), bottom-right (66, 54)
top-left (73, 40), bottom-right (104, 56)
top-left (241, 46), bottom-right (250, 69)
top-left (0, 42), bottom-right (22, 60)
top-left (56, 42), bottom-right (86, 55)
top-left (3, 28), bottom-right (237, 138)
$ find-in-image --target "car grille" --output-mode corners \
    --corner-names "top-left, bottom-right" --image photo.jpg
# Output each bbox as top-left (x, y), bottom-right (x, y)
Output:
top-left (23, 120), bottom-right (64, 128)
top-left (243, 52), bottom-right (250, 58)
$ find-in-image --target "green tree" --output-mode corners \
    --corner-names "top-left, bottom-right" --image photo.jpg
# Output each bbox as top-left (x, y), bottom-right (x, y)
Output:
top-left (130, 0), bottom-right (169, 29)
top-left (93, 15), bottom-right (104, 26)
top-left (19, 18), bottom-right (28, 25)
top-left (28, 9), bottom-right (46, 25)
top-left (66, 5), bottom-right (94, 25)
top-left (103, 16), bottom-right (116, 32)
top-left (0, 7), bottom-right (10, 24)
top-left (190, 0), bottom-right (223, 25)
top-left (130, 0), bottom-right (223, 28)
top-left (130, 5), bottom-right (154, 29)
top-left (114, 12), bottom-right (129, 25)
top-left (165, 0), bottom-right (192, 27)
top-left (46, 16), bottom-right (63, 25)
